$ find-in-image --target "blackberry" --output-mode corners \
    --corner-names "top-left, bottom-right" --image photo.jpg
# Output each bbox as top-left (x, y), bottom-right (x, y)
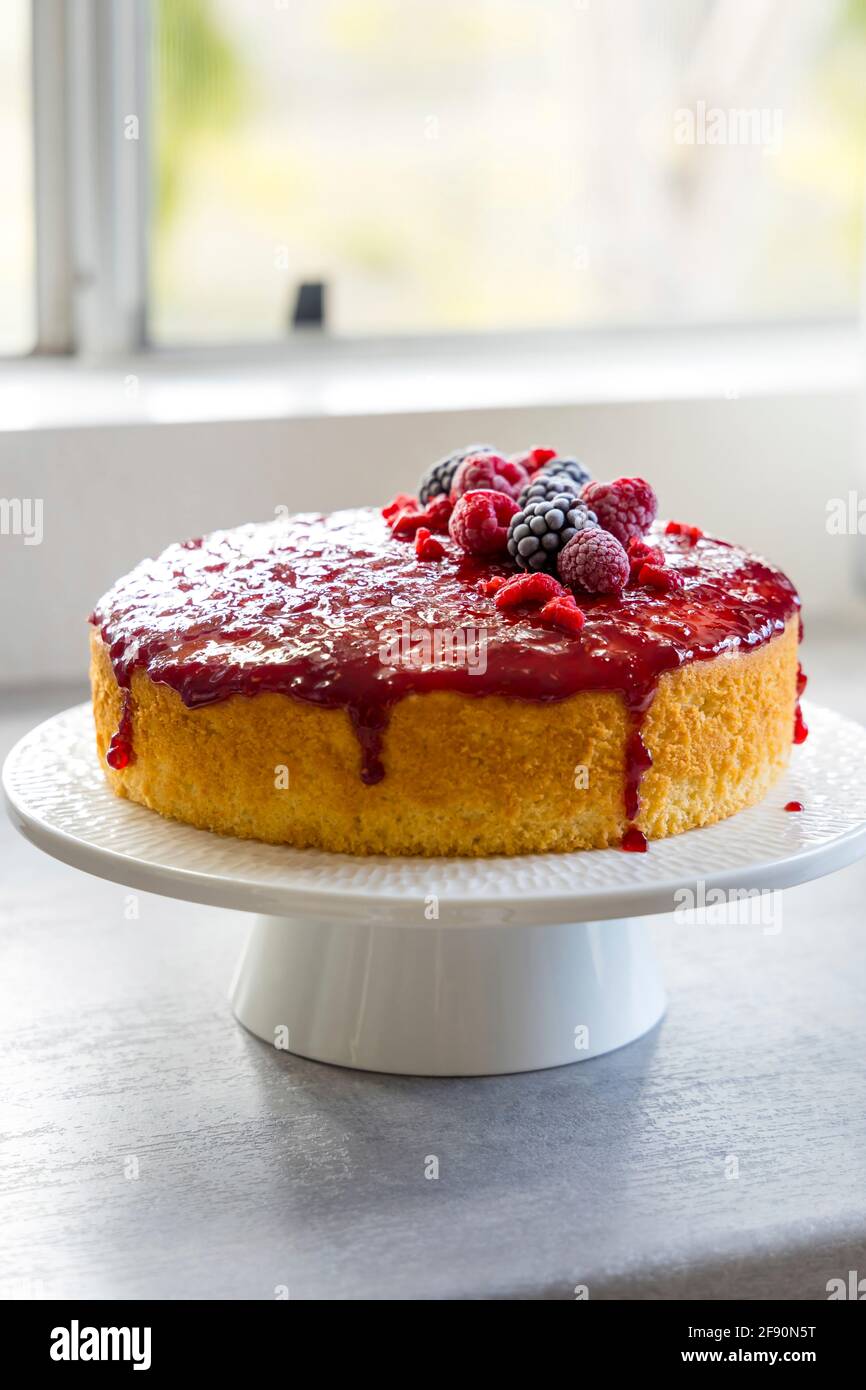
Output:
top-left (518, 472), bottom-right (581, 509)
top-left (507, 495), bottom-right (597, 573)
top-left (419, 444), bottom-right (496, 505)
top-left (536, 456), bottom-right (591, 490)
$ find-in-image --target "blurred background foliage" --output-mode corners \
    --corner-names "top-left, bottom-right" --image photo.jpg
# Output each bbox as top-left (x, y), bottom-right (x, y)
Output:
top-left (155, 0), bottom-right (245, 229)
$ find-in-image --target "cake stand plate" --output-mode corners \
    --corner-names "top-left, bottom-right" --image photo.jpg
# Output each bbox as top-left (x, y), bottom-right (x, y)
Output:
top-left (5, 701), bottom-right (866, 1075)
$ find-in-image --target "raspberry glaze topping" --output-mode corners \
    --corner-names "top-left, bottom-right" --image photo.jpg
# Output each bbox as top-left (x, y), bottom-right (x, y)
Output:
top-left (90, 510), bottom-right (800, 811)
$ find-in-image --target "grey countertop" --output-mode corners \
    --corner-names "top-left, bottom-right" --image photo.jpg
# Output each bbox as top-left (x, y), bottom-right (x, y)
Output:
top-left (2, 631), bottom-right (865, 1301)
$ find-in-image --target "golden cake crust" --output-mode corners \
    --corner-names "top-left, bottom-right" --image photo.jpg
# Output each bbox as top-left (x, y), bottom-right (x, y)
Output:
top-left (90, 620), bottom-right (799, 857)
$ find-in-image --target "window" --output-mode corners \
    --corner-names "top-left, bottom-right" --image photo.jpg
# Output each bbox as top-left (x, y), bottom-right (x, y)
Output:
top-left (149, 0), bottom-right (866, 343)
top-left (3, 0), bottom-right (866, 355)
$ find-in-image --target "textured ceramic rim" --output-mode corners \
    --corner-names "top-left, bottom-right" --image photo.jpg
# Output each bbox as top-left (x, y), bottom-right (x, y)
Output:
top-left (4, 699), bottom-right (866, 927)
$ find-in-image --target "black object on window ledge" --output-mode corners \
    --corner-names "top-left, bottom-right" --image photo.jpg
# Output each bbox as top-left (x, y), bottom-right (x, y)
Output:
top-left (291, 281), bottom-right (326, 331)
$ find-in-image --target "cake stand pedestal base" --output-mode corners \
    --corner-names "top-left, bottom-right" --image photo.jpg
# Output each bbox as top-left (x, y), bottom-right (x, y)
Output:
top-left (229, 914), bottom-right (666, 1076)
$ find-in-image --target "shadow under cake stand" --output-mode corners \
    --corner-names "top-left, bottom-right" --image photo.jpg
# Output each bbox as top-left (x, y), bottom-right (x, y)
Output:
top-left (4, 700), bottom-right (866, 1076)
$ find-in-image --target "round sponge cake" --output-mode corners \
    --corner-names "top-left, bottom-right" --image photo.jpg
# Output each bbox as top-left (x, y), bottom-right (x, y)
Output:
top-left (89, 508), bottom-right (802, 856)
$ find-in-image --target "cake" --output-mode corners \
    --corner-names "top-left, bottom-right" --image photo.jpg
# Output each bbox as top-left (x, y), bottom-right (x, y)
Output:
top-left (89, 448), bottom-right (805, 857)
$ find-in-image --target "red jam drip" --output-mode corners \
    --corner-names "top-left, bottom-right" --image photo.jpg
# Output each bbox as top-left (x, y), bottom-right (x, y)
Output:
top-left (105, 691), bottom-right (134, 770)
top-left (624, 728), bottom-right (653, 821)
top-left (90, 510), bottom-right (801, 820)
top-left (784, 800), bottom-right (804, 812)
top-left (793, 702), bottom-right (808, 745)
top-left (796, 663), bottom-right (807, 698)
top-left (621, 826), bottom-right (648, 853)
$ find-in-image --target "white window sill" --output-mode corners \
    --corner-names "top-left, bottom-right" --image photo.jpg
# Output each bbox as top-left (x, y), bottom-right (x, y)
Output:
top-left (0, 323), bottom-right (860, 433)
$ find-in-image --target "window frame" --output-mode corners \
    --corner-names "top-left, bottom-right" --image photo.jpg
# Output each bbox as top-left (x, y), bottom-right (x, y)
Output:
top-left (31, 0), bottom-right (150, 357)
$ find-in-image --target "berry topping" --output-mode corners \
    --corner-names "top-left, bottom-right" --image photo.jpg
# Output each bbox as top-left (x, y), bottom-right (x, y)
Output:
top-left (558, 527), bottom-right (630, 595)
top-left (507, 495), bottom-right (598, 572)
top-left (784, 800), bottom-right (804, 812)
top-left (414, 527), bottom-right (446, 561)
top-left (638, 563), bottom-right (684, 592)
top-left (387, 492), bottom-right (454, 537)
top-left (450, 452), bottom-right (529, 503)
top-left (389, 505), bottom-right (431, 537)
top-left (518, 472), bottom-right (581, 509)
top-left (494, 571), bottom-right (564, 610)
top-left (479, 575), bottom-right (506, 596)
top-left (665, 520), bottom-right (704, 543)
top-left (537, 456), bottom-right (591, 489)
top-left (509, 446), bottom-right (558, 476)
top-left (382, 492), bottom-right (417, 521)
top-left (422, 495), bottom-right (453, 533)
top-left (626, 536), bottom-right (665, 583)
top-left (581, 477), bottom-right (658, 547)
top-left (448, 489), bottom-right (519, 557)
top-left (418, 444), bottom-right (496, 505)
top-left (539, 593), bottom-right (587, 634)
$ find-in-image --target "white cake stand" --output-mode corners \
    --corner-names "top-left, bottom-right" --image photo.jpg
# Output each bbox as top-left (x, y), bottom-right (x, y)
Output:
top-left (5, 701), bottom-right (866, 1076)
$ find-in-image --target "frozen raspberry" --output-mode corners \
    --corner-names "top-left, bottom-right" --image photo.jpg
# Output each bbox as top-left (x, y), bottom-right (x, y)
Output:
top-left (495, 571), bottom-right (564, 610)
top-left (626, 536), bottom-right (665, 583)
top-left (638, 563), bottom-right (683, 592)
top-left (581, 477), bottom-right (658, 547)
top-left (540, 594), bottom-right (586, 634)
top-left (450, 452), bottom-right (528, 504)
top-left (449, 489), bottom-right (518, 557)
top-left (421, 494), bottom-right (453, 533)
top-left (665, 520), bottom-right (703, 543)
top-left (558, 527), bottom-right (629, 595)
top-left (382, 492), bottom-right (418, 522)
top-left (509, 446), bottom-right (558, 476)
top-left (414, 526), bottom-right (445, 561)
